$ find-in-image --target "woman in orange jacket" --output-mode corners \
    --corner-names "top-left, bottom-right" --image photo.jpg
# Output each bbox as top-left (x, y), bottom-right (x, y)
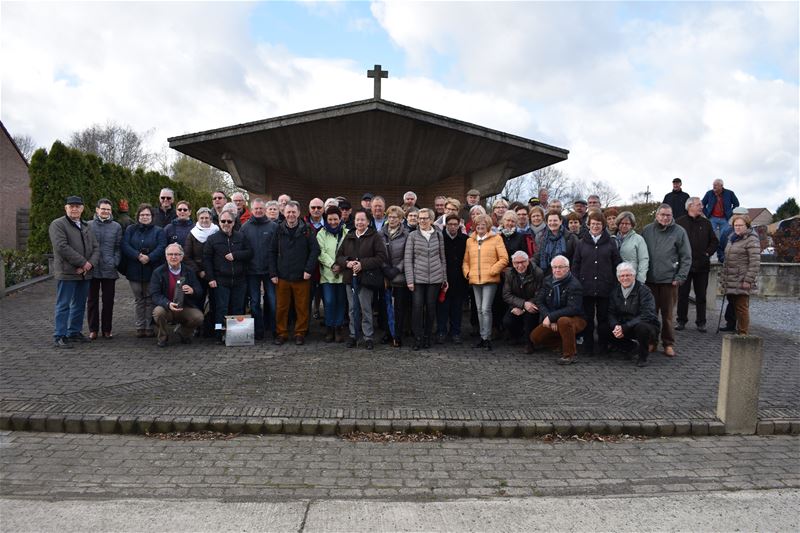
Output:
top-left (462, 214), bottom-right (509, 350)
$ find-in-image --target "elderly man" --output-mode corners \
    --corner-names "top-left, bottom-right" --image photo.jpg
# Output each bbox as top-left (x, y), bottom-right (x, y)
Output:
top-left (211, 190), bottom-right (228, 224)
top-left (277, 194), bottom-right (292, 220)
top-left (531, 255), bottom-right (586, 365)
top-left (607, 263), bottom-right (660, 367)
top-left (370, 196), bottom-right (387, 232)
top-left (462, 188), bottom-right (481, 222)
top-left (150, 243), bottom-right (204, 347)
top-left (641, 204), bottom-right (691, 357)
top-left (663, 178), bottom-right (689, 219)
top-left (154, 188), bottom-right (177, 227)
top-left (231, 192), bottom-right (252, 225)
top-left (572, 198), bottom-right (588, 226)
top-left (360, 193), bottom-right (373, 214)
top-left (548, 199), bottom-right (563, 215)
top-left (676, 197), bottom-right (719, 332)
top-left (702, 179), bottom-right (740, 239)
top-left (241, 198), bottom-right (278, 340)
top-left (402, 191), bottom-right (418, 211)
top-left (305, 198), bottom-right (325, 231)
top-left (433, 195), bottom-right (447, 218)
top-left (503, 251), bottom-right (544, 353)
top-left (587, 195), bottom-right (601, 210)
top-left (269, 201), bottom-right (320, 345)
top-left (49, 195), bottom-right (100, 348)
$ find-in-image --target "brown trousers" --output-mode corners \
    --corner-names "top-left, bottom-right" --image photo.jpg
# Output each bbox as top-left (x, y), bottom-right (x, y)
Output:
top-left (647, 283), bottom-right (677, 348)
top-left (152, 305), bottom-right (204, 343)
top-left (276, 279), bottom-right (311, 339)
top-left (731, 294), bottom-right (750, 335)
top-left (530, 316), bottom-right (587, 357)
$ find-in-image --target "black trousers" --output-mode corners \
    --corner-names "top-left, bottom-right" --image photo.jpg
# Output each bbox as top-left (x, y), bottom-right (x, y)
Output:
top-left (87, 278), bottom-right (116, 334)
top-left (502, 309), bottom-right (539, 343)
top-left (677, 270), bottom-right (710, 326)
top-left (611, 322), bottom-right (659, 358)
top-left (411, 283), bottom-right (438, 341)
top-left (724, 294), bottom-right (737, 328)
top-left (582, 296), bottom-right (610, 350)
top-left (389, 286), bottom-right (411, 340)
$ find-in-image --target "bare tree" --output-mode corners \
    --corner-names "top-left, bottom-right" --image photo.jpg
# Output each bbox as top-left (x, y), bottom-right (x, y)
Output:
top-left (171, 153), bottom-right (238, 195)
top-left (485, 165), bottom-right (575, 207)
top-left (12, 134), bottom-right (37, 162)
top-left (69, 121), bottom-right (155, 169)
top-left (589, 180), bottom-right (621, 207)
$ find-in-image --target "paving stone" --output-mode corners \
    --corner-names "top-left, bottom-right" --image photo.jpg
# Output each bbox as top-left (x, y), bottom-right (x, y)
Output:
top-left (10, 414), bottom-right (30, 431)
top-left (226, 420), bottom-right (245, 433)
top-left (552, 421), bottom-right (572, 435)
top-left (621, 421), bottom-right (641, 435)
top-left (708, 421), bottom-right (726, 436)
top-left (337, 420), bottom-right (356, 434)
top-left (409, 420), bottom-right (429, 434)
top-left (300, 419), bottom-right (319, 435)
top-left (81, 416), bottom-right (103, 434)
top-left (243, 419), bottom-right (264, 434)
top-left (790, 421), bottom-right (800, 435)
top-left (481, 422), bottom-right (500, 438)
top-left (498, 422), bottom-right (518, 438)
top-left (463, 421), bottom-right (482, 438)
top-left (116, 416), bottom-right (137, 434)
top-left (519, 422), bottom-right (537, 438)
top-left (443, 421), bottom-right (464, 436)
top-left (318, 419), bottom-right (337, 436)
top-left (640, 422), bottom-right (658, 437)
top-left (588, 421), bottom-right (608, 434)
top-left (44, 416), bottom-right (64, 433)
top-left (655, 420), bottom-right (675, 436)
top-left (771, 420), bottom-right (791, 435)
top-left (266, 419), bottom-right (288, 434)
top-left (391, 420), bottom-right (411, 433)
top-left (135, 416), bottom-right (156, 434)
top-left (535, 422), bottom-right (554, 436)
top-left (691, 421), bottom-right (709, 436)
top-left (63, 415), bottom-right (83, 434)
top-left (571, 420), bottom-right (590, 435)
top-left (27, 414), bottom-right (48, 432)
top-left (98, 416), bottom-right (119, 434)
top-left (757, 421), bottom-right (775, 435)
top-left (673, 420), bottom-right (692, 436)
top-left (373, 421), bottom-right (392, 434)
top-left (208, 419), bottom-right (229, 433)
top-left (151, 418), bottom-right (173, 433)
top-left (0, 414), bottom-right (10, 431)
top-left (427, 420), bottom-right (446, 434)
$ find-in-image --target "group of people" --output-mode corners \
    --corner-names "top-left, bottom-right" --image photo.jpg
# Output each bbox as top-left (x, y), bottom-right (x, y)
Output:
top-left (49, 178), bottom-right (760, 367)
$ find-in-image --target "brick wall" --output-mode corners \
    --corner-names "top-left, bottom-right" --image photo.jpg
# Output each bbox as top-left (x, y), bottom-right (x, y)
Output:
top-left (0, 130), bottom-right (31, 249)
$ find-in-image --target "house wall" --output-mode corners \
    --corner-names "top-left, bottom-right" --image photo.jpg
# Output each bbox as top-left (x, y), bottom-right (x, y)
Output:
top-left (0, 130), bottom-right (31, 249)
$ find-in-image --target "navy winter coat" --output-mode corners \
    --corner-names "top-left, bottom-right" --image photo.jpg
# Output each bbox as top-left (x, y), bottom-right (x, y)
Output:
top-left (121, 223), bottom-right (167, 282)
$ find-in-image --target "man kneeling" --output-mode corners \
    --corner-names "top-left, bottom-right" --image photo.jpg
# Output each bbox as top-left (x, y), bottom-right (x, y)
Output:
top-left (530, 255), bottom-right (586, 365)
top-left (150, 243), bottom-right (204, 347)
top-left (607, 262), bottom-right (660, 367)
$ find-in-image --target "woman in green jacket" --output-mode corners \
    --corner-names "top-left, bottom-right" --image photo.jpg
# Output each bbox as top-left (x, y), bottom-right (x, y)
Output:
top-left (316, 206), bottom-right (348, 342)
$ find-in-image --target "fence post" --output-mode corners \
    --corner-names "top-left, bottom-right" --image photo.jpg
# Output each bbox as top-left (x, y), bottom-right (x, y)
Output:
top-left (717, 335), bottom-right (763, 434)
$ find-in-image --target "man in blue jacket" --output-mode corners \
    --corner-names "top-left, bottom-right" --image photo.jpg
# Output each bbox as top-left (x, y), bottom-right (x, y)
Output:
top-left (151, 243), bottom-right (204, 347)
top-left (701, 179), bottom-right (740, 240)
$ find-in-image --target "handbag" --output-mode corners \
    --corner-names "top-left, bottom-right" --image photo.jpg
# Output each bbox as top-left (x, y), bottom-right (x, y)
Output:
top-left (359, 268), bottom-right (384, 290)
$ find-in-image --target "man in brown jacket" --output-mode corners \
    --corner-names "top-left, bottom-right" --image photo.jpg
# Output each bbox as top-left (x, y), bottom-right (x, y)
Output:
top-left (49, 195), bottom-right (100, 348)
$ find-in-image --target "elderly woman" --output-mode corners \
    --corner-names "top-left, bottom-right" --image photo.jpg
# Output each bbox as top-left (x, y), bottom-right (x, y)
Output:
top-left (164, 200), bottom-right (193, 247)
top-left (573, 211), bottom-right (621, 355)
top-left (499, 211), bottom-right (526, 257)
top-left (465, 205), bottom-right (486, 234)
top-left (607, 262), bottom-right (660, 367)
top-left (184, 207), bottom-right (219, 335)
top-left (317, 206), bottom-right (348, 343)
top-left (383, 205), bottom-right (410, 347)
top-left (534, 211), bottom-right (578, 277)
top-left (614, 211), bottom-right (649, 284)
top-left (121, 204), bottom-right (166, 337)
top-left (336, 210), bottom-right (388, 350)
top-left (463, 213), bottom-right (509, 351)
top-left (404, 208), bottom-right (447, 350)
top-left (721, 215), bottom-right (760, 335)
top-left (528, 206), bottom-right (547, 242)
top-left (491, 198), bottom-right (509, 230)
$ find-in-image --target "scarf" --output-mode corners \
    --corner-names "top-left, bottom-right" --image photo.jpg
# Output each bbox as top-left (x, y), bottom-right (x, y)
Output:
top-left (501, 227), bottom-right (516, 237)
top-left (420, 227), bottom-right (435, 241)
top-left (322, 220), bottom-right (343, 237)
top-left (190, 222), bottom-right (219, 244)
top-left (551, 272), bottom-right (572, 308)
top-left (540, 227), bottom-right (566, 270)
top-left (621, 284), bottom-right (634, 300)
top-left (531, 222), bottom-right (547, 236)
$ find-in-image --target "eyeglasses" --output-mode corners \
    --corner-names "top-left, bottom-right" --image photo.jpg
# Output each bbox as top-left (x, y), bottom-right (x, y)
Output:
top-left (160, 197), bottom-right (173, 200)
top-left (166, 253), bottom-right (182, 256)
top-left (177, 208), bottom-right (189, 212)
top-left (418, 217), bottom-right (431, 221)
top-left (213, 196), bottom-right (225, 200)
top-left (310, 206), bottom-right (323, 210)
top-left (220, 220), bottom-right (234, 224)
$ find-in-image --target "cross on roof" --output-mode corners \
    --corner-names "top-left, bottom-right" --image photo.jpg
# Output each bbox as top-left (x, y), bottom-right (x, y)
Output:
top-left (367, 64), bottom-right (389, 99)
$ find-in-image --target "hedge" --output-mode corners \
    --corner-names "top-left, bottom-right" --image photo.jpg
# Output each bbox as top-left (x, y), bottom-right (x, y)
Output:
top-left (29, 141), bottom-right (211, 254)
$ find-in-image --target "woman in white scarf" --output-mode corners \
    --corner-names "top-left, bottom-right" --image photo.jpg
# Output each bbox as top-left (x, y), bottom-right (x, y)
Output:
top-left (185, 207), bottom-right (219, 277)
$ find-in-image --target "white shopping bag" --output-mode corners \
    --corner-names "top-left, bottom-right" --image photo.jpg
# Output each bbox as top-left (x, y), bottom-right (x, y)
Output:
top-left (225, 315), bottom-right (254, 346)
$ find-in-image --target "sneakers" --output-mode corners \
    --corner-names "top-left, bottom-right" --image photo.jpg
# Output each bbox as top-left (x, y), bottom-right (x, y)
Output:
top-left (53, 336), bottom-right (73, 349)
top-left (346, 337), bottom-right (357, 348)
top-left (365, 339), bottom-right (374, 350)
top-left (392, 338), bottom-right (402, 348)
top-left (557, 355), bottom-right (575, 365)
top-left (675, 322), bottom-right (686, 331)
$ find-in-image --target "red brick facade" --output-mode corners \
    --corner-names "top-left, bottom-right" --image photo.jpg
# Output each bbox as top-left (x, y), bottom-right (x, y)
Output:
top-left (0, 123), bottom-right (31, 249)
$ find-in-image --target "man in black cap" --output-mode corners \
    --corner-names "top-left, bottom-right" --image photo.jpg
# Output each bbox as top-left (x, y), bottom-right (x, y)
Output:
top-left (663, 178), bottom-right (690, 219)
top-left (49, 196), bottom-right (100, 348)
top-left (360, 193), bottom-right (374, 214)
top-left (572, 198), bottom-right (588, 226)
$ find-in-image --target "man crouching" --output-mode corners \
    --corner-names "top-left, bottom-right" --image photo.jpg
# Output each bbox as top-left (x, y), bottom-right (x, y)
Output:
top-left (607, 262), bottom-right (660, 367)
top-left (530, 255), bottom-right (586, 365)
top-left (150, 243), bottom-right (204, 347)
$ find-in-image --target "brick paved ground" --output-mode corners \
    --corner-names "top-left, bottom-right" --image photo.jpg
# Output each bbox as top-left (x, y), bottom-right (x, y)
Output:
top-left (1, 280), bottom-right (797, 432)
top-left (1, 431), bottom-right (797, 500)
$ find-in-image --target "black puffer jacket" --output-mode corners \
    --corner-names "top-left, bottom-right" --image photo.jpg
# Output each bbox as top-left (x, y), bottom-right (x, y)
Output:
top-left (535, 273), bottom-right (584, 322)
top-left (203, 230), bottom-right (253, 286)
top-left (607, 280), bottom-right (660, 333)
top-left (572, 230), bottom-right (621, 297)
top-left (501, 230), bottom-right (527, 258)
top-left (443, 229), bottom-right (468, 296)
top-left (269, 219), bottom-right (320, 281)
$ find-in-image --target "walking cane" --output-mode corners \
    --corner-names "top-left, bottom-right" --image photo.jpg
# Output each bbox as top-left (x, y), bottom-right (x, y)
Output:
top-left (715, 296), bottom-right (725, 334)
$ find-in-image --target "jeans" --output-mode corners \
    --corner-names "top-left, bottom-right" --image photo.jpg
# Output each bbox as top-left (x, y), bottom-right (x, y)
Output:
top-left (248, 274), bottom-right (276, 337)
top-left (411, 283), bottom-right (439, 341)
top-left (54, 279), bottom-right (90, 339)
top-left (87, 278), bottom-right (116, 334)
top-left (677, 271), bottom-right (709, 326)
top-left (472, 284), bottom-right (497, 340)
top-left (710, 217), bottom-right (729, 261)
top-left (436, 288), bottom-right (465, 337)
top-left (321, 283), bottom-right (346, 327)
top-left (214, 282), bottom-right (247, 335)
top-left (346, 281), bottom-right (374, 340)
top-left (129, 281), bottom-right (154, 331)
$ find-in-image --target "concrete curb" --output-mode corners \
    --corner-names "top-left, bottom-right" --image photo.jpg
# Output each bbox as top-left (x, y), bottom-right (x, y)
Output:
top-left (1, 412), bottom-right (797, 438)
top-left (0, 274), bottom-right (53, 298)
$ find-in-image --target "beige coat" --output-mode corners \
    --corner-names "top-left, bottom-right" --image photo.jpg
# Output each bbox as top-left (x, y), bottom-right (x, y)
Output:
top-left (722, 231), bottom-right (760, 295)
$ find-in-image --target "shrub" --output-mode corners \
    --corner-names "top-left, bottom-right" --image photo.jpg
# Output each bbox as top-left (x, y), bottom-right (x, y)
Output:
top-left (2, 249), bottom-right (48, 287)
top-left (28, 141), bottom-right (211, 254)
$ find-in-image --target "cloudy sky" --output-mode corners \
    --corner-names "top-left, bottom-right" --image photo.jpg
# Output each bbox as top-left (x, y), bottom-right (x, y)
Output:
top-left (2, 1), bottom-right (797, 210)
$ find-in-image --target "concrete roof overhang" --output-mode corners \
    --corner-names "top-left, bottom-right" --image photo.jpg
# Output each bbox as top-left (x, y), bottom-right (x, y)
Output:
top-left (168, 98), bottom-right (568, 195)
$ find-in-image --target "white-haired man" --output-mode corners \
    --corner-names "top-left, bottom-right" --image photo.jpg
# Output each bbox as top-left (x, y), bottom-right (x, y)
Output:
top-left (150, 243), bottom-right (204, 347)
top-left (502, 250), bottom-right (543, 353)
top-left (607, 262), bottom-right (660, 367)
